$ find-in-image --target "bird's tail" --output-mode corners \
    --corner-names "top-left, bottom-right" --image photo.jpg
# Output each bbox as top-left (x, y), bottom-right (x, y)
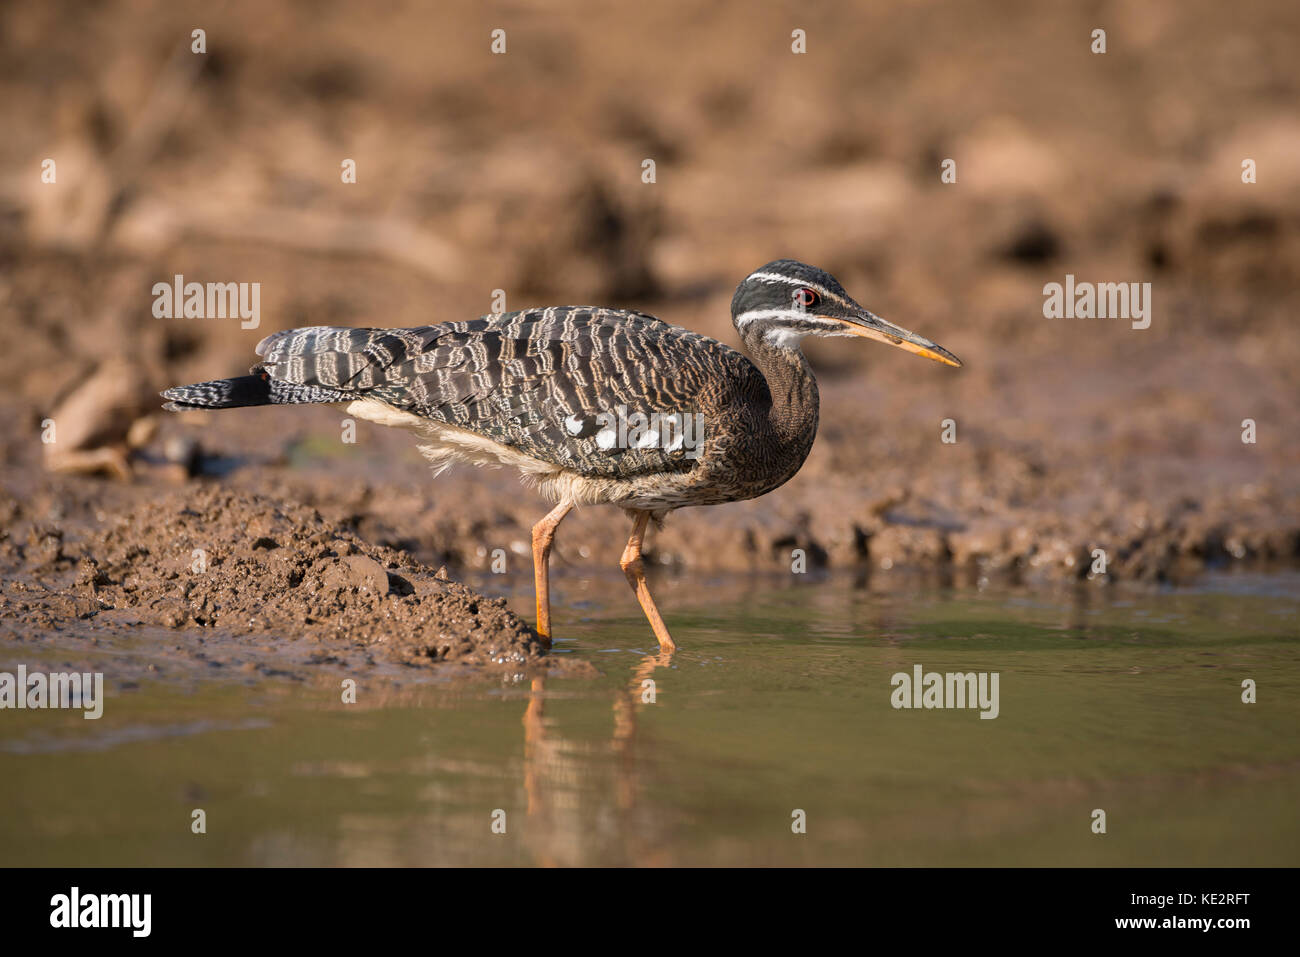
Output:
top-left (161, 374), bottom-right (350, 412)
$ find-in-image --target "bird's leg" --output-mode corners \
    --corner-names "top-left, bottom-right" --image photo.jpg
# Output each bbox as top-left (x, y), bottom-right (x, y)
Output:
top-left (619, 511), bottom-right (677, 653)
top-left (531, 502), bottom-right (573, 643)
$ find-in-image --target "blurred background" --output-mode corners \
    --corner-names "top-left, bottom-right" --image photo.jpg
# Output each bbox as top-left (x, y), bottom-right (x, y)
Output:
top-left (2, 0), bottom-right (1298, 581)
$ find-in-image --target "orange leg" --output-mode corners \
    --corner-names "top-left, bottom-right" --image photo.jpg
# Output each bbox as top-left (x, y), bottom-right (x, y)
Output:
top-left (531, 502), bottom-right (573, 642)
top-left (620, 511), bottom-right (677, 653)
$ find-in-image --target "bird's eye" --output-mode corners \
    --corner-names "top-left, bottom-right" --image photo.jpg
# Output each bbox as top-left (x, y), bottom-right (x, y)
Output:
top-left (792, 288), bottom-right (819, 309)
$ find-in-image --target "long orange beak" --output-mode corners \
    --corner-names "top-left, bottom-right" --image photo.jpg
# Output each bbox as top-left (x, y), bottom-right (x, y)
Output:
top-left (827, 310), bottom-right (963, 367)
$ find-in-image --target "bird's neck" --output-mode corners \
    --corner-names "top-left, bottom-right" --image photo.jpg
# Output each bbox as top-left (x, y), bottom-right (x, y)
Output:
top-left (741, 331), bottom-right (821, 450)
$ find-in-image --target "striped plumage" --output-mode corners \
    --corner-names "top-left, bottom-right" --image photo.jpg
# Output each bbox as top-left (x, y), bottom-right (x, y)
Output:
top-left (163, 260), bottom-right (962, 650)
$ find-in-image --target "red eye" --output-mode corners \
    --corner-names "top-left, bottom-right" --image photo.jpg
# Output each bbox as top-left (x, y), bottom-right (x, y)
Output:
top-left (793, 288), bottom-right (818, 308)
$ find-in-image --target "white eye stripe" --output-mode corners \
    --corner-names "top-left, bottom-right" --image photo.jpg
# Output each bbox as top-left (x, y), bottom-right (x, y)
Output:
top-left (747, 272), bottom-right (819, 287)
top-left (734, 308), bottom-right (801, 327)
top-left (743, 273), bottom-right (852, 308)
top-left (734, 308), bottom-right (840, 328)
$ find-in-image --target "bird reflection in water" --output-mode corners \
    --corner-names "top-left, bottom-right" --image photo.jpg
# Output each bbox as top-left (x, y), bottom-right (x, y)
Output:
top-left (522, 652), bottom-right (674, 866)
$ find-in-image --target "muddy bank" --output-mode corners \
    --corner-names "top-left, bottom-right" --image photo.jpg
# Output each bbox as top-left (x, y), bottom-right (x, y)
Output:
top-left (118, 407), bottom-right (1294, 588)
top-left (4, 384), bottom-right (1295, 601)
top-left (0, 0), bottom-right (1297, 616)
top-left (0, 484), bottom-right (596, 679)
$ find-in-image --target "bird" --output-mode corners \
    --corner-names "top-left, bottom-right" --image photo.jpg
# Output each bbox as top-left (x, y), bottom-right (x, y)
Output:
top-left (162, 259), bottom-right (961, 653)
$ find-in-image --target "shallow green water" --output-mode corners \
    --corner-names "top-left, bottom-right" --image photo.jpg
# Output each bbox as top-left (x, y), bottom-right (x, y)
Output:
top-left (2, 572), bottom-right (1297, 866)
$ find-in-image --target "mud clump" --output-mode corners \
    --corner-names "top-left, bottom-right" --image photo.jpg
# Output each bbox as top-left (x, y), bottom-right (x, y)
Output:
top-left (58, 487), bottom-right (571, 672)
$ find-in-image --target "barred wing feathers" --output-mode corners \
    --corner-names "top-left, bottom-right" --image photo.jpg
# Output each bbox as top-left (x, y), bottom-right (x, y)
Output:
top-left (253, 308), bottom-right (759, 478)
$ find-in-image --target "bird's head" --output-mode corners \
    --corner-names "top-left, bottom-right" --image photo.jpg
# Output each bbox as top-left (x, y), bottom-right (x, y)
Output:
top-left (730, 260), bottom-right (962, 367)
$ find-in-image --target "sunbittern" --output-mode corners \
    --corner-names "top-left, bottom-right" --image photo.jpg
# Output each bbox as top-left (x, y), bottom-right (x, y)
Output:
top-left (163, 260), bottom-right (961, 652)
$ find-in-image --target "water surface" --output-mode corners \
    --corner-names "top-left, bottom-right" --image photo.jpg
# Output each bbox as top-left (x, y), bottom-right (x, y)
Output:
top-left (2, 572), bottom-right (1297, 866)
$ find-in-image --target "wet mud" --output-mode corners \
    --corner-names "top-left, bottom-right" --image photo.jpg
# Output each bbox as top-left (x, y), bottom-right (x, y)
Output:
top-left (0, 484), bottom-right (595, 680)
